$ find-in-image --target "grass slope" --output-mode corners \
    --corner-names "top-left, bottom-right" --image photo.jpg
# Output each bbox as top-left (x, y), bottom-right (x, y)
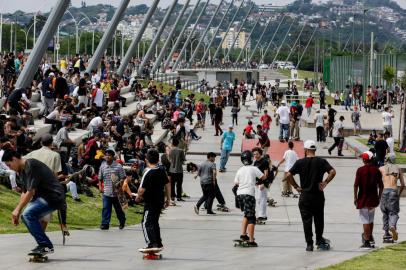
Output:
top-left (0, 185), bottom-right (143, 234)
top-left (319, 241), bottom-right (406, 270)
top-left (356, 138), bottom-right (406, 164)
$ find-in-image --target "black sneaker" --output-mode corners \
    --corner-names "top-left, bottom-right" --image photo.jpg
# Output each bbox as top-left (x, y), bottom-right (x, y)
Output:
top-left (177, 198), bottom-right (185, 202)
top-left (119, 223), bottom-right (125, 230)
top-left (100, 224), bottom-right (109, 230)
top-left (360, 240), bottom-right (373, 249)
top-left (306, 244), bottom-right (314, 251)
top-left (31, 246), bottom-right (54, 254)
top-left (207, 211), bottom-right (216, 215)
top-left (240, 234), bottom-right (249, 241)
top-left (246, 241), bottom-right (258, 247)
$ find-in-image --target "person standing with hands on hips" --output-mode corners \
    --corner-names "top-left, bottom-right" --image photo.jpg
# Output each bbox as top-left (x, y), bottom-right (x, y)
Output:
top-left (285, 140), bottom-right (336, 251)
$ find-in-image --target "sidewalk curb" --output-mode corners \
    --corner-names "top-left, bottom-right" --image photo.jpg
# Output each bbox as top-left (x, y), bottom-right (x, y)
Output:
top-left (187, 151), bottom-right (357, 159)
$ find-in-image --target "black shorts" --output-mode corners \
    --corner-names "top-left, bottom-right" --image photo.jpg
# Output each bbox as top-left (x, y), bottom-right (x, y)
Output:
top-left (197, 113), bottom-right (202, 121)
top-left (237, 194), bottom-right (256, 217)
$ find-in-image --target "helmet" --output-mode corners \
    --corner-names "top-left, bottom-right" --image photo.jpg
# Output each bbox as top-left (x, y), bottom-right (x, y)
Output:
top-left (241, 150), bottom-right (253, 165)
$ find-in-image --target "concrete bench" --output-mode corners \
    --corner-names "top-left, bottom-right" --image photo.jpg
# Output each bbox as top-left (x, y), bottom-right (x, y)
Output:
top-left (30, 120), bottom-right (52, 141)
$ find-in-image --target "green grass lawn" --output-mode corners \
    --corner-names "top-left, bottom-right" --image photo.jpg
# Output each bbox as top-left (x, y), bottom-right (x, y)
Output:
top-left (0, 185), bottom-right (143, 234)
top-left (276, 69), bottom-right (321, 80)
top-left (356, 138), bottom-right (406, 164)
top-left (319, 241), bottom-right (406, 270)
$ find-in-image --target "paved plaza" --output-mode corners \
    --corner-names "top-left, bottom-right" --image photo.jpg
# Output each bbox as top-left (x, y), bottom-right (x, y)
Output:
top-left (1, 101), bottom-right (406, 270)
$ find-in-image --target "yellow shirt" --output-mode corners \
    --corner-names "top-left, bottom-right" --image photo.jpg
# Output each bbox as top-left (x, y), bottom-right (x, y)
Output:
top-left (101, 82), bottom-right (111, 94)
top-left (60, 59), bottom-right (67, 70)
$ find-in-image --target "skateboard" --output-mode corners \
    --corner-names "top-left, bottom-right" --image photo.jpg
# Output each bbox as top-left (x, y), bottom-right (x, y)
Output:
top-left (217, 206), bottom-right (230, 212)
top-left (111, 173), bottom-right (128, 210)
top-left (256, 219), bottom-right (266, 225)
top-left (139, 248), bottom-right (162, 260)
top-left (383, 237), bottom-right (394, 244)
top-left (57, 210), bottom-right (69, 245)
top-left (233, 239), bottom-right (249, 247)
top-left (28, 252), bottom-right (48, 263)
top-left (267, 199), bottom-right (277, 207)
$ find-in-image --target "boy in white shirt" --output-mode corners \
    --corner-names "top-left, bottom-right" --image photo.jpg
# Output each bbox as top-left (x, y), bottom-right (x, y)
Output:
top-left (234, 150), bottom-right (266, 247)
top-left (277, 141), bottom-right (299, 196)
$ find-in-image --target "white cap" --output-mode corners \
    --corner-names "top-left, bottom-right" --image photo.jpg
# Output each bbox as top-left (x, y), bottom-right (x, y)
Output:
top-left (228, 124), bottom-right (234, 129)
top-left (360, 151), bottom-right (373, 160)
top-left (304, 140), bottom-right (317, 150)
top-left (49, 72), bottom-right (55, 77)
top-left (281, 100), bottom-right (286, 105)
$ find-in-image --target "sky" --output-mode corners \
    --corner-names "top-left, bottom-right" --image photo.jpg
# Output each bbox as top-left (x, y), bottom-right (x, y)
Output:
top-left (0, 0), bottom-right (405, 13)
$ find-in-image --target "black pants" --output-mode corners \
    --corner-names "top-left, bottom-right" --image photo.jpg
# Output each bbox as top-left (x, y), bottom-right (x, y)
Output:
top-left (45, 118), bottom-right (62, 132)
top-left (170, 173), bottom-right (183, 200)
top-left (232, 115), bottom-right (238, 125)
top-left (328, 137), bottom-right (343, 154)
top-left (214, 120), bottom-right (223, 135)
top-left (142, 207), bottom-right (162, 248)
top-left (214, 182), bottom-right (226, 205)
top-left (299, 193), bottom-right (325, 245)
top-left (316, 126), bottom-right (324, 142)
top-left (197, 184), bottom-right (215, 212)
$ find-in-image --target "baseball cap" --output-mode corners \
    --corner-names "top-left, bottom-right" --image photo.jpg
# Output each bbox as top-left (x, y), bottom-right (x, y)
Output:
top-left (281, 100), bottom-right (286, 105)
top-left (228, 124), bottom-right (234, 129)
top-left (49, 72), bottom-right (55, 77)
top-left (360, 151), bottom-right (373, 160)
top-left (304, 140), bottom-right (317, 150)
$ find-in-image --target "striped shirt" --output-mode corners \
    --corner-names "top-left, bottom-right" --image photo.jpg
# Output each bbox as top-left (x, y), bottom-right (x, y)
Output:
top-left (98, 161), bottom-right (126, 197)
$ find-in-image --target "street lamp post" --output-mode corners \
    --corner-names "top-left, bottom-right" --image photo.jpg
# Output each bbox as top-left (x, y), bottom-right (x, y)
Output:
top-left (20, 29), bottom-right (28, 51)
top-left (0, 13), bottom-right (2, 53)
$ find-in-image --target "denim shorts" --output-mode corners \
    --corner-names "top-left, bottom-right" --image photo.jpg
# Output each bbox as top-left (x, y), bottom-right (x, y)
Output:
top-left (359, 208), bottom-right (375, 224)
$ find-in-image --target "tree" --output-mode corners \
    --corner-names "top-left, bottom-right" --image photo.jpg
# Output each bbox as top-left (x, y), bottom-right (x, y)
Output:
top-left (382, 65), bottom-right (396, 106)
top-left (400, 71), bottom-right (406, 152)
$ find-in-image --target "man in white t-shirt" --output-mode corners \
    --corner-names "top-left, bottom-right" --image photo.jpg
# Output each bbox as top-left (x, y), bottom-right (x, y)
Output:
top-left (382, 107), bottom-right (394, 136)
top-left (277, 141), bottom-right (299, 196)
top-left (328, 115), bottom-right (345, 156)
top-left (234, 150), bottom-right (266, 247)
top-left (92, 82), bottom-right (104, 110)
top-left (314, 109), bottom-right (326, 142)
top-left (276, 101), bottom-right (290, 142)
top-left (87, 116), bottom-right (103, 135)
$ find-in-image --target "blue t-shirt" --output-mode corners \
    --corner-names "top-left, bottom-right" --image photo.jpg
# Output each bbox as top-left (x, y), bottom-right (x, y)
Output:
top-left (222, 131), bottom-right (235, 151)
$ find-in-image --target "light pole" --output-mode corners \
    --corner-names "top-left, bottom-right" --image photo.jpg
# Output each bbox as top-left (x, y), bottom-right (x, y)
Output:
top-left (0, 13), bottom-right (2, 53)
top-left (20, 29), bottom-right (28, 51)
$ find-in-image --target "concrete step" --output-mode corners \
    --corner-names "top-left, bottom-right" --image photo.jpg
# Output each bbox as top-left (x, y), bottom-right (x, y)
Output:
top-left (30, 119), bottom-right (52, 141)
top-left (31, 92), bottom-right (41, 102)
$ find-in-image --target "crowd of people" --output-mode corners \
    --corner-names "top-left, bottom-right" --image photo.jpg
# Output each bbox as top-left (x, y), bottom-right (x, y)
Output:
top-left (0, 49), bottom-right (405, 258)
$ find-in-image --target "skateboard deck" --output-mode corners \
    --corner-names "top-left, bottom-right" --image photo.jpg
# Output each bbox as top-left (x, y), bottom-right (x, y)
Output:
top-left (233, 239), bottom-right (250, 247)
top-left (256, 219), bottom-right (266, 225)
top-left (139, 248), bottom-right (162, 260)
top-left (111, 173), bottom-right (128, 210)
top-left (28, 252), bottom-right (48, 263)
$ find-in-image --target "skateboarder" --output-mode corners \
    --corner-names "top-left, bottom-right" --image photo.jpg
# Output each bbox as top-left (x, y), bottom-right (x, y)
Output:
top-left (354, 151), bottom-right (384, 249)
top-left (2, 150), bottom-right (65, 254)
top-left (277, 141), bottom-right (298, 197)
top-left (233, 150), bottom-right (267, 246)
top-left (285, 140), bottom-right (336, 251)
top-left (379, 156), bottom-right (405, 243)
top-left (136, 149), bottom-right (171, 249)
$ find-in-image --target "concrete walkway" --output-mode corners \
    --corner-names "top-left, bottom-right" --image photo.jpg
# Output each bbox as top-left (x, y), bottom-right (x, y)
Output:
top-left (1, 101), bottom-right (406, 270)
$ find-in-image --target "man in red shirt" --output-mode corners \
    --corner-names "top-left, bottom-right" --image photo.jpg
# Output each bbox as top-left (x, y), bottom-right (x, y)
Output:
top-left (354, 151), bottom-right (384, 249)
top-left (305, 94), bottom-right (314, 117)
top-left (243, 121), bottom-right (256, 139)
top-left (260, 110), bottom-right (272, 135)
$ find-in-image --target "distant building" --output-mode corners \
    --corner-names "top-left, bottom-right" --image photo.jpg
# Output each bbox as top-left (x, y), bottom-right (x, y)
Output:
top-left (220, 28), bottom-right (250, 50)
